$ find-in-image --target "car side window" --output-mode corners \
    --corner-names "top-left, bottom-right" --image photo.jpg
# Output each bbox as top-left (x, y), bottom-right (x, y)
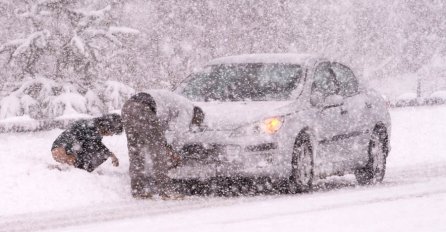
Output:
top-left (311, 62), bottom-right (340, 97)
top-left (331, 63), bottom-right (359, 97)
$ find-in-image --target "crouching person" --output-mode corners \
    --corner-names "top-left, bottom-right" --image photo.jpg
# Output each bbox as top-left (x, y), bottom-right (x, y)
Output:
top-left (122, 90), bottom-right (194, 200)
top-left (51, 113), bottom-right (123, 172)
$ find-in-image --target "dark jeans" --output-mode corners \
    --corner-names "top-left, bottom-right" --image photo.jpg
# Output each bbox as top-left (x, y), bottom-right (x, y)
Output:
top-left (122, 93), bottom-right (172, 195)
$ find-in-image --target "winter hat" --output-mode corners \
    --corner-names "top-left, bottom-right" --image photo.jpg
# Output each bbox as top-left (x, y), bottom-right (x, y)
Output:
top-left (94, 113), bottom-right (123, 135)
top-left (129, 92), bottom-right (157, 113)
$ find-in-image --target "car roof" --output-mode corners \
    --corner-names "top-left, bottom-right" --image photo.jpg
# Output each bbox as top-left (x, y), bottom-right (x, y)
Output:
top-left (206, 53), bottom-right (322, 66)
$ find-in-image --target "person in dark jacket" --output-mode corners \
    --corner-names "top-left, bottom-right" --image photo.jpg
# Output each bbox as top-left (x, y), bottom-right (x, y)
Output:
top-left (122, 91), bottom-right (194, 199)
top-left (51, 113), bottom-right (123, 172)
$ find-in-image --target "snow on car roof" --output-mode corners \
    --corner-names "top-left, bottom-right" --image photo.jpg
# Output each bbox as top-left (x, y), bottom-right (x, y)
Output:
top-left (207, 53), bottom-right (321, 66)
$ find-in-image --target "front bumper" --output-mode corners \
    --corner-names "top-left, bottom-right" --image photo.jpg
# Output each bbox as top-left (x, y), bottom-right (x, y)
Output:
top-left (167, 131), bottom-right (287, 180)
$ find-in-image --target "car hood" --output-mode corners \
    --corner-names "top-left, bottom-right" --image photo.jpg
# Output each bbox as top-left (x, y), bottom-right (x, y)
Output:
top-left (194, 101), bottom-right (294, 131)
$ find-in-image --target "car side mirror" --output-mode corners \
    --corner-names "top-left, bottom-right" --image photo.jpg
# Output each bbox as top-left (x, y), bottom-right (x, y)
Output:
top-left (190, 106), bottom-right (206, 132)
top-left (310, 91), bottom-right (324, 107)
top-left (323, 94), bottom-right (343, 108)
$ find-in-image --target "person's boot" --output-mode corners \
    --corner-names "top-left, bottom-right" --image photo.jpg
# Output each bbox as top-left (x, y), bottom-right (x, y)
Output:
top-left (159, 191), bottom-right (185, 200)
top-left (131, 178), bottom-right (152, 199)
top-left (132, 190), bottom-right (153, 199)
top-left (157, 180), bottom-right (184, 200)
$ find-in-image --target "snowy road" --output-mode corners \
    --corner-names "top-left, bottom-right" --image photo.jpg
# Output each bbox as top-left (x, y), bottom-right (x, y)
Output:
top-left (1, 106), bottom-right (446, 232)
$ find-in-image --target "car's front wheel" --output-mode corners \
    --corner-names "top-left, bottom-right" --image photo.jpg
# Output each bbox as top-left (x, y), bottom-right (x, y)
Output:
top-left (289, 132), bottom-right (314, 193)
top-left (355, 125), bottom-right (389, 185)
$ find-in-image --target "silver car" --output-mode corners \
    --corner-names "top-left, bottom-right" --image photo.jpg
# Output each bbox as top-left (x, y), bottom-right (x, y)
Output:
top-left (170, 53), bottom-right (391, 191)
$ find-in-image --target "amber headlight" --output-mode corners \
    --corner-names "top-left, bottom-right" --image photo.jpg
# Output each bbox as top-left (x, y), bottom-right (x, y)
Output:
top-left (231, 116), bottom-right (284, 137)
top-left (261, 117), bottom-right (283, 134)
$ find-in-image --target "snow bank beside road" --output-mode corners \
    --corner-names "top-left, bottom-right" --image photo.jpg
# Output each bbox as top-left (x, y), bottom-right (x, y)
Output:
top-left (388, 105), bottom-right (446, 168)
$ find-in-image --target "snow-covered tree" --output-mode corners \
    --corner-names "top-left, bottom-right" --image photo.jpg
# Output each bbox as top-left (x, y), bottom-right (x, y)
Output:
top-left (0, 0), bottom-right (139, 120)
top-left (0, 0), bottom-right (139, 87)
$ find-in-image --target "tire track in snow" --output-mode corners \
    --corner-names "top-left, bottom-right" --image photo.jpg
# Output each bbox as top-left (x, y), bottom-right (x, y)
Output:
top-left (0, 195), bottom-right (278, 232)
top-left (216, 186), bottom-right (446, 225)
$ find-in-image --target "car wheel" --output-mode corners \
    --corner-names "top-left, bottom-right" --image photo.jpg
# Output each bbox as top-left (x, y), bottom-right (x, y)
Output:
top-left (289, 132), bottom-right (314, 193)
top-left (355, 125), bottom-right (389, 185)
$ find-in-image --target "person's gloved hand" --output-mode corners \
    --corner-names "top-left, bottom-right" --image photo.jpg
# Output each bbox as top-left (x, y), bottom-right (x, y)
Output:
top-left (111, 154), bottom-right (119, 167)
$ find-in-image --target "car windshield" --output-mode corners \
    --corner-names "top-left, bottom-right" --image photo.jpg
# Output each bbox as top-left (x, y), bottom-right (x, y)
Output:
top-left (176, 63), bottom-right (303, 102)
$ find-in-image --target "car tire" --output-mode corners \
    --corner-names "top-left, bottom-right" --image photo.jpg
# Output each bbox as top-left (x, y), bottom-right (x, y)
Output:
top-left (355, 125), bottom-right (389, 185)
top-left (289, 132), bottom-right (314, 193)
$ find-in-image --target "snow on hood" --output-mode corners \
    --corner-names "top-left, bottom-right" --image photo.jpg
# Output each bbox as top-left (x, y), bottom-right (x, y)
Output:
top-left (194, 101), bottom-right (293, 130)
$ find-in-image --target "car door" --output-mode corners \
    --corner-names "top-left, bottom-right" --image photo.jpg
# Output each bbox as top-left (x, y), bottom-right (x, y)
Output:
top-left (310, 61), bottom-right (348, 174)
top-left (330, 62), bottom-right (371, 167)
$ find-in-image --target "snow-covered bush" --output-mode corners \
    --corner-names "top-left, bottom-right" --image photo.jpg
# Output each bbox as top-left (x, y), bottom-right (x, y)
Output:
top-left (395, 93), bottom-right (418, 107)
top-left (0, 76), bottom-right (136, 120)
top-left (85, 90), bottom-right (107, 116)
top-left (103, 80), bottom-right (135, 111)
top-left (0, 76), bottom-right (58, 119)
top-left (430, 90), bottom-right (446, 100)
top-left (47, 92), bottom-right (88, 118)
top-left (425, 90), bottom-right (446, 105)
top-left (20, 94), bottom-right (39, 117)
top-left (0, 95), bottom-right (22, 119)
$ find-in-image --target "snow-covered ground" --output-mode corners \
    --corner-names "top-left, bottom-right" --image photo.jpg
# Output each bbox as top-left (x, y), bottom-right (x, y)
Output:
top-left (1, 106), bottom-right (446, 232)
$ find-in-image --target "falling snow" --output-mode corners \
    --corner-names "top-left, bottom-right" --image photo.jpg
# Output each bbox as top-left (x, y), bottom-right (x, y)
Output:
top-left (1, 0), bottom-right (446, 231)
